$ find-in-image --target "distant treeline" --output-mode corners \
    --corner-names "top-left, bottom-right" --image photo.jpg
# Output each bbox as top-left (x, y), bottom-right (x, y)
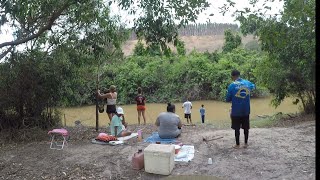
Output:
top-left (128, 23), bottom-right (239, 40)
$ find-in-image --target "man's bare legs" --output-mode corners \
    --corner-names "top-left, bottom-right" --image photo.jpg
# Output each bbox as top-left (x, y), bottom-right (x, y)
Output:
top-left (137, 110), bottom-right (141, 125)
top-left (185, 114), bottom-right (190, 124)
top-left (186, 114), bottom-right (192, 125)
top-left (107, 113), bottom-right (114, 123)
top-left (141, 110), bottom-right (146, 125)
top-left (189, 117), bottom-right (192, 125)
top-left (119, 130), bottom-right (132, 137)
top-left (137, 110), bottom-right (146, 125)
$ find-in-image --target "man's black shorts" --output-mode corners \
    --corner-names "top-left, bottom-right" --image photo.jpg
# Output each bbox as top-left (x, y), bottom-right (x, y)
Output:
top-left (231, 115), bottom-right (250, 130)
top-left (184, 114), bottom-right (191, 119)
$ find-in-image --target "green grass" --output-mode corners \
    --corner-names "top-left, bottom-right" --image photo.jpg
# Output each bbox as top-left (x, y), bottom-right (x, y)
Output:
top-left (202, 115), bottom-right (283, 129)
top-left (250, 117), bottom-right (277, 128)
top-left (196, 118), bottom-right (278, 129)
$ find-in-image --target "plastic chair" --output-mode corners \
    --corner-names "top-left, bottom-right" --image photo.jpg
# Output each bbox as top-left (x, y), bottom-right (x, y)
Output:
top-left (48, 128), bottom-right (69, 150)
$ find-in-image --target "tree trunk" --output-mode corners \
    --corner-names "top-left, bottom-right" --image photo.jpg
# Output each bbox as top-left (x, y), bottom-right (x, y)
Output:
top-left (298, 92), bottom-right (306, 112)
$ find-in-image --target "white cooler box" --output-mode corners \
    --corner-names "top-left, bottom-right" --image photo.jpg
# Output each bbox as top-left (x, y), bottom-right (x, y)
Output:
top-left (144, 144), bottom-right (175, 175)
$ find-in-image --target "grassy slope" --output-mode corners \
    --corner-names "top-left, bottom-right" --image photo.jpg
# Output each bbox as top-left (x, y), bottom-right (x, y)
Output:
top-left (122, 35), bottom-right (256, 56)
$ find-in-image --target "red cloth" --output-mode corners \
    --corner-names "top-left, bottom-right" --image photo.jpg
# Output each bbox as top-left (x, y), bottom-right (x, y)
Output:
top-left (96, 133), bottom-right (117, 142)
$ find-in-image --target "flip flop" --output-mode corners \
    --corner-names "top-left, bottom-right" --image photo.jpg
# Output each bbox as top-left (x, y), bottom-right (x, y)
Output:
top-left (233, 145), bottom-right (240, 149)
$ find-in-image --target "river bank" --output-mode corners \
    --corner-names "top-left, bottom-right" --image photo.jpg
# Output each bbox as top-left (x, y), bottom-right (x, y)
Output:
top-left (0, 113), bottom-right (315, 180)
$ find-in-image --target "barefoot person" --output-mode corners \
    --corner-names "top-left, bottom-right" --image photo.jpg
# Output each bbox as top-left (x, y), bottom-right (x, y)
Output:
top-left (110, 107), bottom-right (132, 137)
top-left (97, 85), bottom-right (117, 122)
top-left (226, 70), bottom-right (255, 149)
top-left (182, 98), bottom-right (192, 124)
top-left (135, 87), bottom-right (146, 125)
top-left (155, 103), bottom-right (182, 139)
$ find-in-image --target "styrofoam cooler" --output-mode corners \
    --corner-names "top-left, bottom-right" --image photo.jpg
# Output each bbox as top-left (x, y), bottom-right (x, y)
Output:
top-left (144, 144), bottom-right (175, 175)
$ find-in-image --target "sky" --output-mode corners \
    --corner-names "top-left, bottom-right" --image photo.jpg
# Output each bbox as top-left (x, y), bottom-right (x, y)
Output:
top-left (0, 0), bottom-right (283, 45)
top-left (110, 0), bottom-right (284, 27)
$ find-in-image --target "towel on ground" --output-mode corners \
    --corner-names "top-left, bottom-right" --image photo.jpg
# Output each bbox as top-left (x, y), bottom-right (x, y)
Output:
top-left (174, 145), bottom-right (195, 162)
top-left (144, 132), bottom-right (177, 144)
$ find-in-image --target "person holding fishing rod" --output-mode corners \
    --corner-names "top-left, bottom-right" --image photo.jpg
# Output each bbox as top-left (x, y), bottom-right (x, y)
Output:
top-left (97, 85), bottom-right (117, 122)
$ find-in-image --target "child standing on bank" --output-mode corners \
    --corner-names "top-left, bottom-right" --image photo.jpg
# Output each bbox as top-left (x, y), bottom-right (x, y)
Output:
top-left (200, 104), bottom-right (205, 123)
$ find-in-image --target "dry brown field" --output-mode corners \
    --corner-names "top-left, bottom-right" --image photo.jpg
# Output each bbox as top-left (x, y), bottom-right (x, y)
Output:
top-left (122, 35), bottom-right (256, 56)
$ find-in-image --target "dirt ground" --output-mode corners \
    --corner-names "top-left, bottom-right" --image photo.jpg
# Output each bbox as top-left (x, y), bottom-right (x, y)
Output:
top-left (0, 114), bottom-right (315, 180)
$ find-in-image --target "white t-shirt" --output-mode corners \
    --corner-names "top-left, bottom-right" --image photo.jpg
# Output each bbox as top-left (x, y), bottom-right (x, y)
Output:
top-left (182, 101), bottom-right (192, 114)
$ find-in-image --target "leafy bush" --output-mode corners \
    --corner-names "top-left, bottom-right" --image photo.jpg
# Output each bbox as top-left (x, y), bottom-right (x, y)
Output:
top-left (104, 47), bottom-right (265, 104)
top-left (245, 40), bottom-right (261, 51)
top-left (0, 51), bottom-right (62, 130)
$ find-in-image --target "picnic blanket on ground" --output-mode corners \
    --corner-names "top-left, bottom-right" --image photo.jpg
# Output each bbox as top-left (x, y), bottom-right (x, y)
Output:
top-left (91, 133), bottom-right (138, 146)
top-left (117, 133), bottom-right (138, 141)
top-left (174, 145), bottom-right (194, 162)
top-left (144, 132), bottom-right (177, 144)
top-left (91, 139), bottom-right (124, 145)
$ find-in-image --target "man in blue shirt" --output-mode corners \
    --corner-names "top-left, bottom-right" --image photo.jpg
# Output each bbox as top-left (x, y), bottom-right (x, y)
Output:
top-left (226, 70), bottom-right (255, 149)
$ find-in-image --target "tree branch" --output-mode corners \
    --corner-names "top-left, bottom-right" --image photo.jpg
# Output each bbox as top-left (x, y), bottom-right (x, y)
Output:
top-left (0, 46), bottom-right (13, 60)
top-left (0, 2), bottom-right (72, 49)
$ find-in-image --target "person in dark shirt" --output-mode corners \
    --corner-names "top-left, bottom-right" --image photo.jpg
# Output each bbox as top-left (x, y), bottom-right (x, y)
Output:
top-left (135, 87), bottom-right (146, 125)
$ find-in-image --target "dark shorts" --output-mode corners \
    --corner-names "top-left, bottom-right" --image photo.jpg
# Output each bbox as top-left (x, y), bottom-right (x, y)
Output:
top-left (231, 115), bottom-right (250, 130)
top-left (106, 105), bottom-right (117, 114)
top-left (184, 114), bottom-right (191, 119)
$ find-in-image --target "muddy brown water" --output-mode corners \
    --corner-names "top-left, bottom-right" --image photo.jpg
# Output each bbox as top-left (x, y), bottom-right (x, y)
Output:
top-left (60, 97), bottom-right (300, 127)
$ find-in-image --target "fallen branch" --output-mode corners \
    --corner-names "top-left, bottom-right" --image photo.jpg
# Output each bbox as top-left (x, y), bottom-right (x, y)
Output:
top-left (287, 113), bottom-right (298, 118)
top-left (202, 136), bottom-right (223, 142)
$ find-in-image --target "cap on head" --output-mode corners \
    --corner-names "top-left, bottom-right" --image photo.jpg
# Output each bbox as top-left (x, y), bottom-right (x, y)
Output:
top-left (116, 107), bottom-right (124, 114)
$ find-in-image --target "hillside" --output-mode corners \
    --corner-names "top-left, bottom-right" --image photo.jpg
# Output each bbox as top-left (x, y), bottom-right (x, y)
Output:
top-left (122, 34), bottom-right (257, 56)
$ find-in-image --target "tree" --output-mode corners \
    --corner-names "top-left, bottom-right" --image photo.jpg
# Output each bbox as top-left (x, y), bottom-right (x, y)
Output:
top-left (0, 0), bottom-right (212, 131)
top-left (117, 0), bottom-right (210, 55)
top-left (0, 50), bottom-right (63, 130)
top-left (133, 40), bottom-right (146, 56)
top-left (0, 0), bottom-right (210, 59)
top-left (176, 39), bottom-right (186, 56)
top-left (224, 0), bottom-right (315, 113)
top-left (222, 29), bottom-right (242, 53)
top-left (0, 0), bottom-right (130, 131)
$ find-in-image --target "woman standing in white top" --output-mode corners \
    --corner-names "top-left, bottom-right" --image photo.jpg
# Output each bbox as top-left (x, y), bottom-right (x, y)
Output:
top-left (97, 85), bottom-right (117, 122)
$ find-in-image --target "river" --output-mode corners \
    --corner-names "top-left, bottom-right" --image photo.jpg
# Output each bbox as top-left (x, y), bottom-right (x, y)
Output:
top-left (60, 97), bottom-right (301, 127)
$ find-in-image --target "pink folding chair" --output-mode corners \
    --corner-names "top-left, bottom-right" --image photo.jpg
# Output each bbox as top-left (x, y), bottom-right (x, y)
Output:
top-left (48, 128), bottom-right (69, 150)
